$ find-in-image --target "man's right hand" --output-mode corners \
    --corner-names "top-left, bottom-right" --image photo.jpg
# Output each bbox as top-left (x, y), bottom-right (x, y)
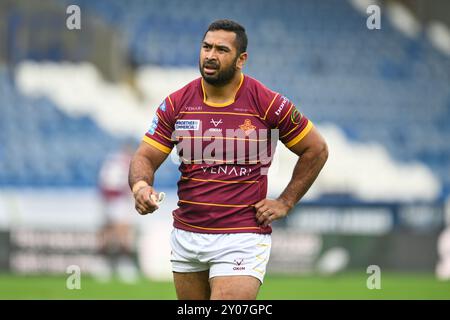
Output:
top-left (133, 184), bottom-right (159, 215)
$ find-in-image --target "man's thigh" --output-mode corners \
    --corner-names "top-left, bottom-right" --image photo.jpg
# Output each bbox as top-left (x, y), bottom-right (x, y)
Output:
top-left (173, 270), bottom-right (211, 300)
top-left (209, 275), bottom-right (261, 300)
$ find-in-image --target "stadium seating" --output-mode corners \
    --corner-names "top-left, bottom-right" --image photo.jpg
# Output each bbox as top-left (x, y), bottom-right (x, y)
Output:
top-left (0, 66), bottom-right (119, 187)
top-left (1, 0), bottom-right (449, 198)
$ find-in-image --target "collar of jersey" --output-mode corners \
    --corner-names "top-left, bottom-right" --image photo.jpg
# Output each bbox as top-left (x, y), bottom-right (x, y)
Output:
top-left (201, 73), bottom-right (244, 107)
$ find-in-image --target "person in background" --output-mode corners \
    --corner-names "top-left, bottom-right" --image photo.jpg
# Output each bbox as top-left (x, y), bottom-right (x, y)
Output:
top-left (96, 140), bottom-right (139, 283)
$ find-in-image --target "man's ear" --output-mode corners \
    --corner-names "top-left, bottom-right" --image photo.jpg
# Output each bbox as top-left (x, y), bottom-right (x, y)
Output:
top-left (236, 52), bottom-right (248, 70)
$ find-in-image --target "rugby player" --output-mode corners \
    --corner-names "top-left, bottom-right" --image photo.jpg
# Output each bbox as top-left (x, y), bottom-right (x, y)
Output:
top-left (129, 19), bottom-right (328, 299)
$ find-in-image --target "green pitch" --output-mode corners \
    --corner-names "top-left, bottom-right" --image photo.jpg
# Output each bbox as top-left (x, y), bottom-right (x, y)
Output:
top-left (0, 272), bottom-right (449, 299)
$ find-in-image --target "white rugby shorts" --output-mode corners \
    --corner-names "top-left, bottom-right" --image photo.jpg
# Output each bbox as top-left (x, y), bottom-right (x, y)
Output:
top-left (170, 228), bottom-right (272, 283)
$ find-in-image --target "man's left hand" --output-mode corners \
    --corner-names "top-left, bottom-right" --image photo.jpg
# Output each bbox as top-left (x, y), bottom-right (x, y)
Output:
top-left (254, 198), bottom-right (292, 227)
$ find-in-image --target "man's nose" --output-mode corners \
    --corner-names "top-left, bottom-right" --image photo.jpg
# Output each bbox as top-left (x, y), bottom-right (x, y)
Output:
top-left (205, 48), bottom-right (217, 60)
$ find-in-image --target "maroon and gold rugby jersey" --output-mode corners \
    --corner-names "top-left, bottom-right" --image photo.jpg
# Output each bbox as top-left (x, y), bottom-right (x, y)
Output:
top-left (143, 73), bottom-right (313, 234)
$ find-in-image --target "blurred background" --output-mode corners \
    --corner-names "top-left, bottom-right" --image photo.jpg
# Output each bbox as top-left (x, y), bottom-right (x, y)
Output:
top-left (0, 0), bottom-right (450, 299)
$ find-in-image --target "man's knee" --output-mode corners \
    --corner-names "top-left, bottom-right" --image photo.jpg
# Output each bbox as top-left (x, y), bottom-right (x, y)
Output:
top-left (209, 276), bottom-right (261, 300)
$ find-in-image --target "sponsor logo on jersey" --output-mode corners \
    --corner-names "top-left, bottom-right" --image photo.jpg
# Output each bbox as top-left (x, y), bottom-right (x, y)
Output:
top-left (201, 165), bottom-right (252, 177)
top-left (184, 106), bottom-right (203, 111)
top-left (233, 258), bottom-right (245, 270)
top-left (210, 118), bottom-right (223, 127)
top-left (275, 96), bottom-right (289, 116)
top-left (290, 108), bottom-right (303, 125)
top-left (147, 115), bottom-right (159, 135)
top-left (207, 119), bottom-right (223, 132)
top-left (159, 100), bottom-right (166, 112)
top-left (175, 119), bottom-right (200, 130)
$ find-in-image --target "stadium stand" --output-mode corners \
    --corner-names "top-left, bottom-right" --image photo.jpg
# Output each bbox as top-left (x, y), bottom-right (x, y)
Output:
top-left (0, 66), bottom-right (119, 187)
top-left (1, 0), bottom-right (449, 199)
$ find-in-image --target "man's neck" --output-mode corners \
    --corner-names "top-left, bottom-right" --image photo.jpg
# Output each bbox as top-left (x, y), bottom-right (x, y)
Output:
top-left (202, 72), bottom-right (243, 105)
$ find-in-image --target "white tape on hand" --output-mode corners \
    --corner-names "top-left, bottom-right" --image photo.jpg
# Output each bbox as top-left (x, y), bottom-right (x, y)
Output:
top-left (150, 192), bottom-right (166, 205)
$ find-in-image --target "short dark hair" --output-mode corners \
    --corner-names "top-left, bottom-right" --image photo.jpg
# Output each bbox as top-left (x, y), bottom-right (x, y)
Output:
top-left (203, 19), bottom-right (248, 55)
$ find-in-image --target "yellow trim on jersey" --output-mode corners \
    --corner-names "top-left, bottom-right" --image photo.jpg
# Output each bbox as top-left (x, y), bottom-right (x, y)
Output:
top-left (179, 199), bottom-right (251, 208)
top-left (263, 93), bottom-right (279, 120)
top-left (180, 156), bottom-right (260, 164)
top-left (284, 120), bottom-right (314, 148)
top-left (177, 111), bottom-right (260, 118)
top-left (201, 73), bottom-right (244, 107)
top-left (156, 113), bottom-right (171, 129)
top-left (180, 157), bottom-right (235, 164)
top-left (173, 214), bottom-right (261, 231)
top-left (175, 136), bottom-right (267, 142)
top-left (143, 135), bottom-right (172, 154)
top-left (168, 95), bottom-right (175, 111)
top-left (280, 125), bottom-right (300, 139)
top-left (280, 118), bottom-right (312, 139)
top-left (181, 176), bottom-right (258, 184)
top-left (155, 131), bottom-right (173, 142)
top-left (277, 103), bottom-right (294, 126)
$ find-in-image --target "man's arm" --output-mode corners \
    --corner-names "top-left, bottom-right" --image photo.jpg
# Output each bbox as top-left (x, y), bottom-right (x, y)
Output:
top-left (129, 141), bottom-right (170, 215)
top-left (255, 126), bottom-right (328, 226)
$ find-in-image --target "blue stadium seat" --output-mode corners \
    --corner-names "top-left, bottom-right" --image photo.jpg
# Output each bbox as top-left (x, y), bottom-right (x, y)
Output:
top-left (2, 0), bottom-right (450, 195)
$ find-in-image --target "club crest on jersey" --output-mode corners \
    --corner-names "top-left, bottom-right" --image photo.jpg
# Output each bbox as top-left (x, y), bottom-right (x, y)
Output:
top-left (175, 119), bottom-right (200, 130)
top-left (238, 119), bottom-right (256, 135)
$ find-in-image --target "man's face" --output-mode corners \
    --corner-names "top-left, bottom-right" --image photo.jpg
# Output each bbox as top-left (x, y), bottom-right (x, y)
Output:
top-left (199, 30), bottom-right (242, 86)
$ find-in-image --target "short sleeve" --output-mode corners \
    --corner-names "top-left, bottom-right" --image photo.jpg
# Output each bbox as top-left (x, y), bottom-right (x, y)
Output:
top-left (264, 93), bottom-right (313, 148)
top-left (142, 96), bottom-right (176, 154)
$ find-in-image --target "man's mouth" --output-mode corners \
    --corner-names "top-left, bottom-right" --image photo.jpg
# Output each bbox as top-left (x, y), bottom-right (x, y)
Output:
top-left (204, 67), bottom-right (217, 75)
top-left (203, 63), bottom-right (219, 75)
